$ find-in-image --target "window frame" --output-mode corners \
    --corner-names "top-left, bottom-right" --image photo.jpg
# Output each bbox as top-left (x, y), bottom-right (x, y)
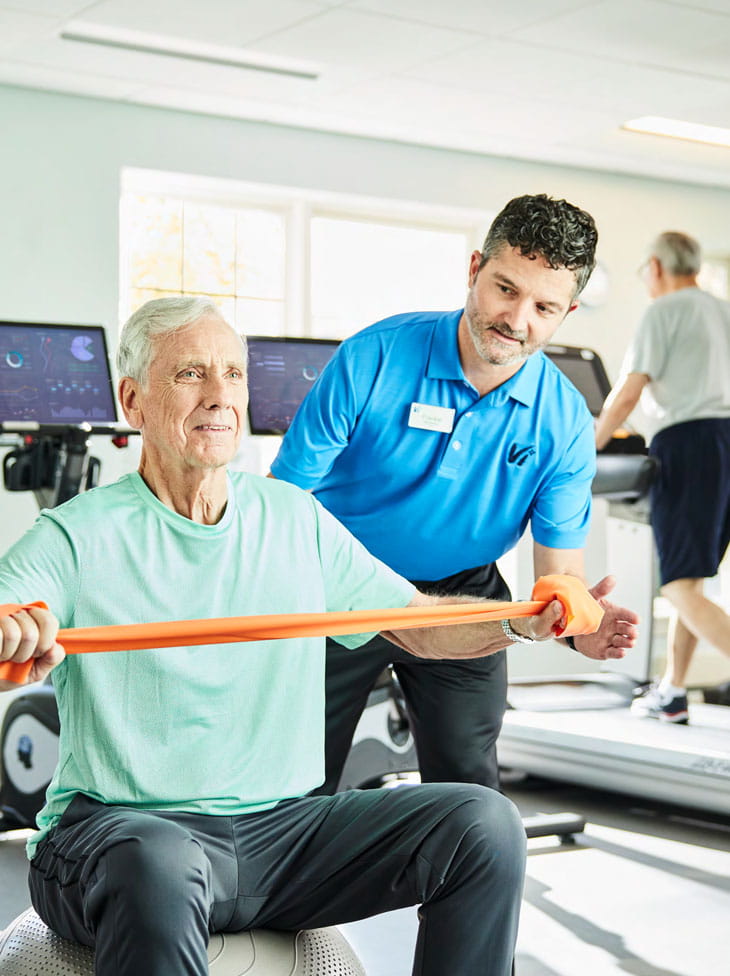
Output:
top-left (119, 167), bottom-right (491, 339)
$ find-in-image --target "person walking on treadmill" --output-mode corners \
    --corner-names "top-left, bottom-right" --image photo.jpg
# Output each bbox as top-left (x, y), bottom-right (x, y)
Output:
top-left (271, 193), bottom-right (639, 794)
top-left (595, 231), bottom-right (730, 724)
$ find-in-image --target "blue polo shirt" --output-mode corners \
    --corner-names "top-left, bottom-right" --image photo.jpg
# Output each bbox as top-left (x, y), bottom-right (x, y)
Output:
top-left (272, 309), bottom-right (595, 581)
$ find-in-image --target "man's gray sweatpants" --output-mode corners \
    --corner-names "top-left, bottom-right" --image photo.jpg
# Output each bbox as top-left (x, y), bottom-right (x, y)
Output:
top-left (29, 784), bottom-right (526, 976)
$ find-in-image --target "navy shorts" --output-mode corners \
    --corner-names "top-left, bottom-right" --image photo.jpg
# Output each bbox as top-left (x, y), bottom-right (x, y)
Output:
top-left (650, 418), bottom-right (730, 585)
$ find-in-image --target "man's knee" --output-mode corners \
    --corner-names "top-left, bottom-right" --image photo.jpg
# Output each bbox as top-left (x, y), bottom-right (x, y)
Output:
top-left (418, 784), bottom-right (526, 896)
top-left (92, 817), bottom-right (211, 922)
top-left (443, 784), bottom-right (525, 857)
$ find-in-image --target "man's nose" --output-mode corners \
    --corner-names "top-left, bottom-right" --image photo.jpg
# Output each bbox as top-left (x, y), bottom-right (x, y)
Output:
top-left (201, 376), bottom-right (231, 408)
top-left (502, 298), bottom-right (531, 334)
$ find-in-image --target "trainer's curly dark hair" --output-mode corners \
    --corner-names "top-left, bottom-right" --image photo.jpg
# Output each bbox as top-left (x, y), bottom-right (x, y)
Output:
top-left (480, 194), bottom-right (598, 296)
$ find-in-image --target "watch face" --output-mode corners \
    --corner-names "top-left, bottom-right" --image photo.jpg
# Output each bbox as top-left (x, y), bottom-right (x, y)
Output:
top-left (580, 261), bottom-right (610, 308)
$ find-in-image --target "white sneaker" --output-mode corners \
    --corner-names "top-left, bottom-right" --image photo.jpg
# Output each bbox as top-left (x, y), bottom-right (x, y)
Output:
top-left (631, 682), bottom-right (689, 724)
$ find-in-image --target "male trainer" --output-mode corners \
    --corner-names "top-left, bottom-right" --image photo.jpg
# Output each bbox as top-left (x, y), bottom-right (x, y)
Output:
top-left (271, 193), bottom-right (638, 792)
top-left (596, 230), bottom-right (730, 724)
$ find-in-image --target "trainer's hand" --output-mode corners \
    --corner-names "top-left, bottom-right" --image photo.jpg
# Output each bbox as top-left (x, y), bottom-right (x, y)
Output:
top-left (570, 575), bottom-right (639, 661)
top-left (0, 606), bottom-right (64, 690)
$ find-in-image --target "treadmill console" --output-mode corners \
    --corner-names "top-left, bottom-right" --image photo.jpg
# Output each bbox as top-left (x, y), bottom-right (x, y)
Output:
top-left (544, 343), bottom-right (611, 418)
top-left (544, 344), bottom-right (654, 499)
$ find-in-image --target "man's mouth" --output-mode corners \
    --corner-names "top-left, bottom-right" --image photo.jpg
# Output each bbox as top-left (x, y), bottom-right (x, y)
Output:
top-left (489, 326), bottom-right (524, 344)
top-left (195, 424), bottom-right (231, 432)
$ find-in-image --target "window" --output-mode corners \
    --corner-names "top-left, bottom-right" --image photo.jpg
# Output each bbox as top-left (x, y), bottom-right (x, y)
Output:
top-left (121, 193), bottom-right (287, 336)
top-left (310, 216), bottom-right (472, 339)
top-left (120, 168), bottom-right (489, 342)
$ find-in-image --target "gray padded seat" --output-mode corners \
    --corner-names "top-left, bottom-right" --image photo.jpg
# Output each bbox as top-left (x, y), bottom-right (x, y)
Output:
top-left (0, 908), bottom-right (366, 975)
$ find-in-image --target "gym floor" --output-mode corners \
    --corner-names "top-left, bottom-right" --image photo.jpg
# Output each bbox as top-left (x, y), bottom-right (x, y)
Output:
top-left (342, 776), bottom-right (730, 976)
top-left (2, 775), bottom-right (728, 976)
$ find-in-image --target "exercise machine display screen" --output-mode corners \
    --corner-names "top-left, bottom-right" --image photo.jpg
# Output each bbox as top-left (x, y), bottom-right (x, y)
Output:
top-left (544, 344), bottom-right (611, 417)
top-left (247, 336), bottom-right (340, 435)
top-left (0, 321), bottom-right (118, 425)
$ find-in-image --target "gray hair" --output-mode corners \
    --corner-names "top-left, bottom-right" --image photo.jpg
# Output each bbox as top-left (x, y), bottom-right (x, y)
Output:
top-left (117, 296), bottom-right (245, 386)
top-left (650, 231), bottom-right (702, 277)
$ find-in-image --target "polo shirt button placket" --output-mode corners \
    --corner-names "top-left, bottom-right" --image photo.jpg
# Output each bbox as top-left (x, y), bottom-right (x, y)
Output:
top-left (437, 406), bottom-right (477, 476)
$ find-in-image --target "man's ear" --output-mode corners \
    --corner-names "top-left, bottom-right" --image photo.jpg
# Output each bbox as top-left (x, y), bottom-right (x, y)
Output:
top-left (118, 377), bottom-right (143, 430)
top-left (567, 301), bottom-right (580, 315)
top-left (468, 250), bottom-right (483, 287)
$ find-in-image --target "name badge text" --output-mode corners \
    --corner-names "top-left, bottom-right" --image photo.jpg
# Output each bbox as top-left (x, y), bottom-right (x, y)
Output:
top-left (408, 402), bottom-right (455, 433)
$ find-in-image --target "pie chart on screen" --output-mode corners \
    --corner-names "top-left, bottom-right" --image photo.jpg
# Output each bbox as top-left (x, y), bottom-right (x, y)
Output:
top-left (71, 335), bottom-right (94, 362)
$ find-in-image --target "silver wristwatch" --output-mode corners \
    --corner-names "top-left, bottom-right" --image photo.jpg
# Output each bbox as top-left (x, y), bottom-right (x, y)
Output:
top-left (501, 618), bottom-right (536, 645)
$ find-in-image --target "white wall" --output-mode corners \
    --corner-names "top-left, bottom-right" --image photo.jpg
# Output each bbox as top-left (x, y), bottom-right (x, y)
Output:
top-left (4, 84), bottom-right (730, 379)
top-left (2, 84), bottom-right (730, 684)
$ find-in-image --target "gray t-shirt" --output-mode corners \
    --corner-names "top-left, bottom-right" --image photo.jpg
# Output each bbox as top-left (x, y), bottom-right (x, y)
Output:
top-left (624, 287), bottom-right (730, 436)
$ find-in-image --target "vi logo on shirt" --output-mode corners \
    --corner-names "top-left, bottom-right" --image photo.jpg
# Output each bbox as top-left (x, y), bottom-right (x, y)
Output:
top-left (507, 443), bottom-right (536, 467)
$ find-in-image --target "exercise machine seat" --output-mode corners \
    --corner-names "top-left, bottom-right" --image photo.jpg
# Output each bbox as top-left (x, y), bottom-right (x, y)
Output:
top-left (0, 907), bottom-right (366, 975)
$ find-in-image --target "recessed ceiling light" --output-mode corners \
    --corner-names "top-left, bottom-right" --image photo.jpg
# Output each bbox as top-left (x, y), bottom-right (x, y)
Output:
top-left (60, 21), bottom-right (321, 81)
top-left (622, 116), bottom-right (730, 148)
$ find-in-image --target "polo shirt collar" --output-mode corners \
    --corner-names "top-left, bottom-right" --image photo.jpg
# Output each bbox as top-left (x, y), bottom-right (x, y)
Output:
top-left (425, 309), bottom-right (542, 407)
top-left (504, 353), bottom-right (541, 407)
top-left (425, 309), bottom-right (464, 381)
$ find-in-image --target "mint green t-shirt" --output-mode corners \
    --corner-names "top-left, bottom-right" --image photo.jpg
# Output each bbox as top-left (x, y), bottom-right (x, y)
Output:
top-left (0, 472), bottom-right (415, 858)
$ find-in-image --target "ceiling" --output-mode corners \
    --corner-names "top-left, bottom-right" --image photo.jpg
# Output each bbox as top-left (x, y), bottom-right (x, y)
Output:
top-left (2, 0), bottom-right (730, 189)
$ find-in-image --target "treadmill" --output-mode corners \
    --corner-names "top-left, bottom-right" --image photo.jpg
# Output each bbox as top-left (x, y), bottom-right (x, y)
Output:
top-left (499, 345), bottom-right (730, 816)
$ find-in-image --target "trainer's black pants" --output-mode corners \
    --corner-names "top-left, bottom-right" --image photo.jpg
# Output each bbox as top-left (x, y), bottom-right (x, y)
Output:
top-left (320, 563), bottom-right (510, 794)
top-left (29, 786), bottom-right (526, 976)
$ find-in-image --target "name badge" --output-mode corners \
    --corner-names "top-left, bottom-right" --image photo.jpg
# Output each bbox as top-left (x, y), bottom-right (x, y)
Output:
top-left (408, 402), bottom-right (455, 433)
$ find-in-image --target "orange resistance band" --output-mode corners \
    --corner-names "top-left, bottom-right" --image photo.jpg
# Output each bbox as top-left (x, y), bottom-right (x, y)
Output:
top-left (0, 574), bottom-right (603, 685)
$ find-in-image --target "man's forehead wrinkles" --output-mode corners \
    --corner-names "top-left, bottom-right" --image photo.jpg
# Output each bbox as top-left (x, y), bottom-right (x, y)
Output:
top-left (166, 353), bottom-right (245, 369)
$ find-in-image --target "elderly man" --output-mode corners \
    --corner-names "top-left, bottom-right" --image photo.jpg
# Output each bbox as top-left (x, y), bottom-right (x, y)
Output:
top-left (0, 297), bottom-right (633, 976)
top-left (596, 231), bottom-right (730, 724)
